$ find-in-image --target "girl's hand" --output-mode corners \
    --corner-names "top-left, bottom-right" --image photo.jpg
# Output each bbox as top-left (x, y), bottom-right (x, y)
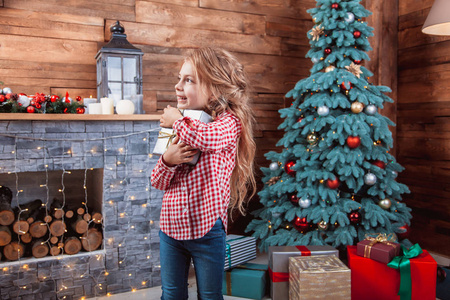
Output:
top-left (162, 136), bottom-right (198, 166)
top-left (160, 105), bottom-right (183, 128)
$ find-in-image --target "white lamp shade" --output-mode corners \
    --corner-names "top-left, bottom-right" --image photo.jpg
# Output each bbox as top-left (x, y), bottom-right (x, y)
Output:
top-left (422, 0), bottom-right (450, 35)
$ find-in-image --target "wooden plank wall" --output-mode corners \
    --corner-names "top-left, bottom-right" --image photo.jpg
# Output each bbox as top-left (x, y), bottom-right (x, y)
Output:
top-left (397, 0), bottom-right (450, 256)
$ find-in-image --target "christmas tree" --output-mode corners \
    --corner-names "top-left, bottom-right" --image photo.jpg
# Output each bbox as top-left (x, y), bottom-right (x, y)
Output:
top-left (246, 0), bottom-right (412, 251)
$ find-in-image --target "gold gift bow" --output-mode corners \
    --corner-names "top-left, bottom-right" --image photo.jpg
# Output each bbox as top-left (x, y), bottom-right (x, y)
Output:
top-left (158, 131), bottom-right (177, 149)
top-left (363, 233), bottom-right (397, 258)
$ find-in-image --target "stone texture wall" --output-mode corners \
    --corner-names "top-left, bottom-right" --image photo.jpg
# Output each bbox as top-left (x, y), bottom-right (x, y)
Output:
top-left (0, 119), bottom-right (163, 299)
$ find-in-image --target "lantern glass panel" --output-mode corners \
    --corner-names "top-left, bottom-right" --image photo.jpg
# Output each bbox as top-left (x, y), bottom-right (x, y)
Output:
top-left (123, 83), bottom-right (136, 98)
top-left (108, 57), bottom-right (122, 81)
top-left (123, 57), bottom-right (137, 82)
top-left (108, 82), bottom-right (122, 99)
top-left (96, 59), bottom-right (102, 85)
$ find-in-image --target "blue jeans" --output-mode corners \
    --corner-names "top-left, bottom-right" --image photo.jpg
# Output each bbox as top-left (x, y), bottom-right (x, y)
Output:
top-left (159, 218), bottom-right (226, 300)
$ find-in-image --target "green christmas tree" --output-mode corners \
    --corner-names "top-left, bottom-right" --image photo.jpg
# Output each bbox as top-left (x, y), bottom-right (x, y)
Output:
top-left (246, 0), bottom-right (412, 251)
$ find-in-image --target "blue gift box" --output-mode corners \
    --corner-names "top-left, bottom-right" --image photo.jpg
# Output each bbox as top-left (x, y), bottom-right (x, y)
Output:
top-left (222, 263), bottom-right (268, 300)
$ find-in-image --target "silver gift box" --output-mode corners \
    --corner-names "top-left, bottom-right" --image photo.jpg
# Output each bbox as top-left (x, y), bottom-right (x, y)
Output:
top-left (268, 245), bottom-right (338, 300)
top-left (152, 109), bottom-right (212, 165)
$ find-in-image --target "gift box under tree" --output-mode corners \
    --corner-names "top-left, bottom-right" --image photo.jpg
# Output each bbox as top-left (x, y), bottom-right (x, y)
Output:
top-left (224, 234), bottom-right (257, 270)
top-left (356, 233), bottom-right (401, 264)
top-left (348, 245), bottom-right (437, 300)
top-left (222, 263), bottom-right (268, 300)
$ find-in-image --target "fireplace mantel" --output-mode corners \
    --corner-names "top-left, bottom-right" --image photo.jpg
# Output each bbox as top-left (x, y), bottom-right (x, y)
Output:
top-left (0, 113), bottom-right (161, 121)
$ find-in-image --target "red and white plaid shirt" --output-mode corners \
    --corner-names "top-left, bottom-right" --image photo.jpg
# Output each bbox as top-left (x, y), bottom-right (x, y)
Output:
top-left (151, 111), bottom-right (241, 240)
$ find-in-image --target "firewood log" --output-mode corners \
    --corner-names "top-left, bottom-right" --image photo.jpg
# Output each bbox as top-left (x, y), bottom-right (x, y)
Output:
top-left (70, 215), bottom-right (88, 234)
top-left (20, 232), bottom-right (32, 244)
top-left (0, 225), bottom-right (12, 246)
top-left (29, 221), bottom-right (48, 238)
top-left (50, 198), bottom-right (64, 219)
top-left (18, 199), bottom-right (44, 224)
top-left (49, 219), bottom-right (66, 237)
top-left (49, 235), bottom-right (59, 245)
top-left (65, 210), bottom-right (74, 219)
top-left (0, 186), bottom-right (14, 226)
top-left (77, 207), bottom-right (85, 215)
top-left (31, 239), bottom-right (49, 258)
top-left (49, 245), bottom-right (61, 256)
top-left (3, 241), bottom-right (25, 261)
top-left (83, 213), bottom-right (91, 222)
top-left (64, 237), bottom-right (81, 255)
top-left (81, 228), bottom-right (102, 252)
top-left (91, 212), bottom-right (103, 224)
top-left (12, 220), bottom-right (29, 236)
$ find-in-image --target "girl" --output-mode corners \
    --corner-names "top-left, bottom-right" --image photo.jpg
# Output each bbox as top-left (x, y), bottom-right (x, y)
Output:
top-left (151, 47), bottom-right (256, 300)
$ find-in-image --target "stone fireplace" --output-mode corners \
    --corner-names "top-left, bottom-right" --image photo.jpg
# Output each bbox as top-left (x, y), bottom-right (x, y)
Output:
top-left (0, 116), bottom-right (163, 299)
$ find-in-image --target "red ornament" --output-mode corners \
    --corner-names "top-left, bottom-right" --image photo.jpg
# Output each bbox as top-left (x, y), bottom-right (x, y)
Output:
top-left (51, 95), bottom-right (59, 102)
top-left (30, 100), bottom-right (36, 106)
top-left (397, 224), bottom-right (410, 240)
top-left (372, 160), bottom-right (386, 169)
top-left (297, 117), bottom-right (304, 123)
top-left (76, 96), bottom-right (82, 102)
top-left (346, 136), bottom-right (361, 149)
top-left (324, 48), bottom-right (332, 55)
top-left (348, 211), bottom-right (361, 224)
top-left (326, 177), bottom-right (340, 189)
top-left (26, 106), bottom-right (35, 113)
top-left (0, 95), bottom-right (5, 103)
top-left (35, 103), bottom-right (42, 109)
top-left (354, 60), bottom-right (362, 64)
top-left (76, 107), bottom-right (85, 114)
top-left (289, 194), bottom-right (299, 204)
top-left (331, 3), bottom-right (339, 9)
top-left (285, 161), bottom-right (296, 177)
top-left (353, 30), bottom-right (362, 38)
top-left (5, 93), bottom-right (12, 100)
top-left (340, 81), bottom-right (352, 91)
top-left (294, 217), bottom-right (310, 232)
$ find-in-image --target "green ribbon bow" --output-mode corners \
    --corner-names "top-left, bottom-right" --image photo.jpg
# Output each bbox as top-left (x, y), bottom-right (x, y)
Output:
top-left (387, 243), bottom-right (423, 300)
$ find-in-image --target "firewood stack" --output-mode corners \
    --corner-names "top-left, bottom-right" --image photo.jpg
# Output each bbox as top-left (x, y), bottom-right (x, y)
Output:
top-left (0, 189), bottom-right (103, 261)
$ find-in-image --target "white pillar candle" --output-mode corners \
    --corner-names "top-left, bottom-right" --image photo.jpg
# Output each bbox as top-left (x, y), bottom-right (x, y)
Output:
top-left (101, 97), bottom-right (114, 114)
top-left (83, 98), bottom-right (97, 114)
top-left (88, 103), bottom-right (103, 114)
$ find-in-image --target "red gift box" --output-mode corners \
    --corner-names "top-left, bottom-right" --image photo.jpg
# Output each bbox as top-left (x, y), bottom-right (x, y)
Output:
top-left (347, 246), bottom-right (437, 300)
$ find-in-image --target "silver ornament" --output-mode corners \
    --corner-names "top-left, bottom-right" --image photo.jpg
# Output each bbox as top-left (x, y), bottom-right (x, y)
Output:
top-left (17, 95), bottom-right (30, 107)
top-left (345, 12), bottom-right (355, 23)
top-left (299, 197), bottom-right (312, 208)
top-left (325, 65), bottom-right (336, 73)
top-left (317, 106), bottom-right (330, 116)
top-left (364, 173), bottom-right (377, 185)
top-left (269, 162), bottom-right (280, 171)
top-left (392, 171), bottom-right (398, 178)
top-left (379, 198), bottom-right (392, 210)
top-left (318, 220), bottom-right (329, 231)
top-left (365, 104), bottom-right (377, 115)
top-left (312, 57), bottom-right (320, 64)
top-left (2, 87), bottom-right (12, 94)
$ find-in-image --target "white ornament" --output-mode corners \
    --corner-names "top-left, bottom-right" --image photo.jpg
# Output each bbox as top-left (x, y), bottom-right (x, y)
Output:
top-left (325, 65), bottom-right (336, 73)
top-left (299, 197), bottom-right (312, 208)
top-left (364, 173), bottom-right (377, 185)
top-left (345, 12), bottom-right (355, 23)
top-left (317, 106), bottom-right (330, 116)
top-left (392, 171), bottom-right (398, 178)
top-left (2, 87), bottom-right (12, 94)
top-left (312, 57), bottom-right (320, 64)
top-left (116, 99), bottom-right (135, 114)
top-left (269, 162), bottom-right (279, 171)
top-left (17, 95), bottom-right (30, 107)
top-left (365, 104), bottom-right (377, 115)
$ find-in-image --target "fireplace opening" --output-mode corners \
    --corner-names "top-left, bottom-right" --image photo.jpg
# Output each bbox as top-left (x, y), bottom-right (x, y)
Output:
top-left (0, 168), bottom-right (104, 262)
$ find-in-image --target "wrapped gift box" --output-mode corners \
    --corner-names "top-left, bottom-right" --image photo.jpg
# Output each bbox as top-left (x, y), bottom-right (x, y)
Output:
top-left (356, 237), bottom-right (401, 264)
top-left (268, 245), bottom-right (338, 300)
top-left (222, 263), bottom-right (268, 300)
top-left (289, 255), bottom-right (351, 300)
top-left (152, 109), bottom-right (212, 165)
top-left (224, 234), bottom-right (257, 270)
top-left (347, 245), bottom-right (437, 300)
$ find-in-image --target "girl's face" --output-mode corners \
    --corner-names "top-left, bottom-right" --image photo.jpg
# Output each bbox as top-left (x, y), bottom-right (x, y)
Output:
top-left (175, 61), bottom-right (210, 110)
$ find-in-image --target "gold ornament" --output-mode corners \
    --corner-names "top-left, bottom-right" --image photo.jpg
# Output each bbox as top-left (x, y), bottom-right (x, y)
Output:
top-left (318, 220), bottom-right (329, 231)
top-left (351, 101), bottom-right (364, 113)
top-left (307, 133), bottom-right (318, 145)
top-left (325, 65), bottom-right (336, 73)
top-left (379, 198), bottom-right (392, 210)
top-left (345, 62), bottom-right (363, 78)
top-left (310, 26), bottom-right (324, 41)
top-left (266, 176), bottom-right (281, 186)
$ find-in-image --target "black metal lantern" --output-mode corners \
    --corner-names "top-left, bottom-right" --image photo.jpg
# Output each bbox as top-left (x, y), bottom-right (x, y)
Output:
top-left (95, 21), bottom-right (143, 102)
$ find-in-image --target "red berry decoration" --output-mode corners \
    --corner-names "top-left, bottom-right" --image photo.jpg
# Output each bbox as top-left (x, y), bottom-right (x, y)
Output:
top-left (353, 30), bottom-right (362, 38)
top-left (63, 108), bottom-right (69, 114)
top-left (51, 95), bottom-right (59, 102)
top-left (285, 161), bottom-right (296, 177)
top-left (331, 3), bottom-right (339, 9)
top-left (346, 136), bottom-right (361, 149)
top-left (76, 107), bottom-right (85, 114)
top-left (372, 160), bottom-right (386, 169)
top-left (26, 106), bottom-right (35, 113)
top-left (354, 60), bottom-right (362, 64)
top-left (294, 217), bottom-right (310, 232)
top-left (297, 117), bottom-right (304, 123)
top-left (348, 211), bottom-right (362, 224)
top-left (324, 48), bottom-right (332, 55)
top-left (0, 95), bottom-right (5, 103)
top-left (289, 194), bottom-right (299, 205)
top-left (397, 224), bottom-right (410, 240)
top-left (326, 177), bottom-right (340, 189)
top-left (30, 100), bottom-right (36, 106)
top-left (76, 96), bottom-right (82, 102)
top-left (35, 103), bottom-right (42, 109)
top-left (340, 81), bottom-right (352, 91)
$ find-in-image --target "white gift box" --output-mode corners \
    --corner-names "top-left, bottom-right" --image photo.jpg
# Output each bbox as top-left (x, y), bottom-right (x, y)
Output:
top-left (152, 109), bottom-right (212, 165)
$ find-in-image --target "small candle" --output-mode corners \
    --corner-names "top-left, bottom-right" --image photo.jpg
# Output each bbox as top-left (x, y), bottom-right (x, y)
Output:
top-left (88, 103), bottom-right (103, 114)
top-left (101, 97), bottom-right (114, 114)
top-left (83, 97), bottom-right (97, 114)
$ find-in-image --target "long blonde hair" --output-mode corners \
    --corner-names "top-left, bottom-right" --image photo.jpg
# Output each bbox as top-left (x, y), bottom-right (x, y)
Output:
top-left (186, 47), bottom-right (257, 215)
